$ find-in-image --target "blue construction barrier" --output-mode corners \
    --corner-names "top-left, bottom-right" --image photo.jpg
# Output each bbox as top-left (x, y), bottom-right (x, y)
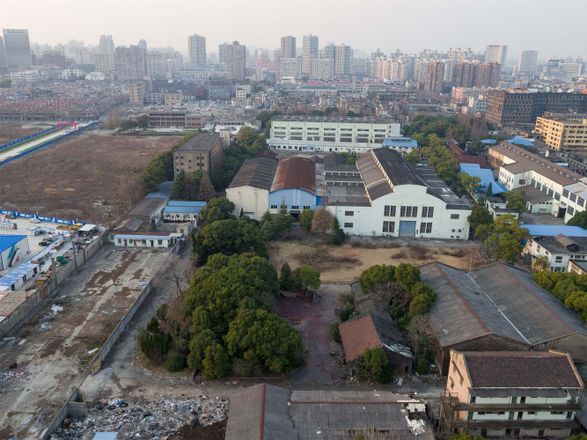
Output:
top-left (0, 126), bottom-right (57, 153)
top-left (0, 209), bottom-right (84, 225)
top-left (0, 121), bottom-right (98, 168)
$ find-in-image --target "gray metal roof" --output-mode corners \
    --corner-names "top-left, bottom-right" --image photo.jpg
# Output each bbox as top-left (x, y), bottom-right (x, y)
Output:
top-left (228, 157), bottom-right (278, 190)
top-left (422, 262), bottom-right (587, 350)
top-left (421, 263), bottom-right (530, 348)
top-left (176, 132), bottom-right (222, 152)
top-left (226, 385), bottom-right (434, 440)
top-left (272, 115), bottom-right (393, 124)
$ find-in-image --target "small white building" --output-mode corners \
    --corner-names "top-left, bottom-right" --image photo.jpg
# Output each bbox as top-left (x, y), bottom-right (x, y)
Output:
top-left (524, 234), bottom-right (587, 272)
top-left (163, 200), bottom-right (206, 223)
top-left (112, 232), bottom-right (180, 248)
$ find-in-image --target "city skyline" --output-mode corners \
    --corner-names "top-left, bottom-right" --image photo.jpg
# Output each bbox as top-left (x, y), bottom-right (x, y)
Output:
top-left (2, 0), bottom-right (586, 59)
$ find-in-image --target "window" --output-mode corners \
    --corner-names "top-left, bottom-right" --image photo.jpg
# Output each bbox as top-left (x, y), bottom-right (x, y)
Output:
top-left (422, 206), bottom-right (434, 218)
top-left (303, 205), bottom-right (311, 210)
top-left (420, 222), bottom-right (432, 234)
top-left (345, 211), bottom-right (354, 216)
top-left (382, 221), bottom-right (395, 233)
top-left (344, 222), bottom-right (353, 228)
top-left (384, 205), bottom-right (396, 217)
top-left (291, 205), bottom-right (299, 210)
top-left (563, 189), bottom-right (570, 198)
top-left (571, 193), bottom-right (577, 203)
top-left (555, 256), bottom-right (563, 263)
top-left (400, 206), bottom-right (417, 217)
top-left (271, 205), bottom-right (278, 209)
top-left (450, 214), bottom-right (460, 220)
top-left (569, 206), bottom-right (575, 215)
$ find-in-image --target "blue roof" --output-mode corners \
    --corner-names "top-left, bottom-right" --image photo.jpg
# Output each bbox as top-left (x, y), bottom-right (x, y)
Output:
top-left (0, 235), bottom-right (27, 253)
top-left (508, 136), bottom-right (535, 148)
top-left (383, 137), bottom-right (418, 149)
top-left (167, 200), bottom-right (206, 207)
top-left (524, 224), bottom-right (587, 238)
top-left (165, 206), bottom-right (202, 214)
top-left (0, 262), bottom-right (37, 287)
top-left (459, 164), bottom-right (506, 195)
top-left (93, 434), bottom-right (118, 440)
top-left (480, 139), bottom-right (497, 145)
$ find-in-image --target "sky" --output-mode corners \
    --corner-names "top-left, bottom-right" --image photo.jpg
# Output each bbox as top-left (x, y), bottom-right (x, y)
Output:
top-left (3, 0), bottom-right (587, 60)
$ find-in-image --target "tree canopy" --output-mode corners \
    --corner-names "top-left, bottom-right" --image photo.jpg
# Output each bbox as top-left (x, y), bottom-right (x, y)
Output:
top-left (199, 197), bottom-right (235, 224)
top-left (505, 190), bottom-right (526, 213)
top-left (355, 347), bottom-right (393, 383)
top-left (482, 215), bottom-right (528, 263)
top-left (568, 211), bottom-right (587, 229)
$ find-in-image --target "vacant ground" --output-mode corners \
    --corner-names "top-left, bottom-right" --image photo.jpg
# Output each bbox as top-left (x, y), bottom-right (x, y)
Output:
top-left (275, 284), bottom-right (347, 385)
top-left (268, 239), bottom-right (487, 283)
top-left (0, 246), bottom-right (169, 439)
top-left (0, 124), bottom-right (46, 145)
top-left (0, 132), bottom-right (182, 225)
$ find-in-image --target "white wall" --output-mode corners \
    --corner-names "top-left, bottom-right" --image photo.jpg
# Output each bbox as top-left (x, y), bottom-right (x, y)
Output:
top-left (328, 185), bottom-right (470, 240)
top-left (226, 186), bottom-right (269, 221)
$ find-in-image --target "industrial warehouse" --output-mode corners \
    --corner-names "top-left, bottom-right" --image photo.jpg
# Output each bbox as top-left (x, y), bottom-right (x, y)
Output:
top-left (227, 148), bottom-right (471, 239)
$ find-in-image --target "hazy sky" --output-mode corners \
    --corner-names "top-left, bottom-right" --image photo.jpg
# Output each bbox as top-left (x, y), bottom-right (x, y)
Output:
top-left (3, 0), bottom-right (587, 60)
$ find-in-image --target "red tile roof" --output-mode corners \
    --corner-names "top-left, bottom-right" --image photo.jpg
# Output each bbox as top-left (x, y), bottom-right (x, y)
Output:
top-left (339, 315), bottom-right (381, 362)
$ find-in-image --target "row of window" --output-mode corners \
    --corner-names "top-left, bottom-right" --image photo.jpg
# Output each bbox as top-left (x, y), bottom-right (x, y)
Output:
top-left (270, 205), bottom-right (311, 210)
top-left (383, 205), bottom-right (460, 220)
top-left (381, 221), bottom-right (433, 234)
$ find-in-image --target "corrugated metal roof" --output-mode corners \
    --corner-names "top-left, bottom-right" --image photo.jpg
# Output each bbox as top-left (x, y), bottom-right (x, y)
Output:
top-left (228, 157), bottom-right (278, 190)
top-left (525, 224), bottom-right (587, 237)
top-left (0, 235), bottom-right (27, 253)
top-left (176, 132), bottom-right (222, 152)
top-left (270, 156), bottom-right (316, 194)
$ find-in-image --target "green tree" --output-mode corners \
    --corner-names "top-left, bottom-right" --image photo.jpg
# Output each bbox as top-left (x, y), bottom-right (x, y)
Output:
top-left (359, 264), bottom-right (396, 293)
top-left (395, 263), bottom-right (421, 289)
top-left (468, 204), bottom-right (493, 237)
top-left (202, 343), bottom-right (231, 379)
top-left (458, 172), bottom-right (481, 193)
top-left (194, 218), bottom-right (266, 263)
top-left (199, 197), bottom-right (235, 224)
top-left (171, 170), bottom-right (187, 199)
top-left (568, 211), bottom-right (587, 229)
top-left (138, 317), bottom-right (171, 364)
top-left (280, 262), bottom-right (293, 291)
top-left (187, 329), bottom-right (216, 372)
top-left (355, 347), bottom-right (393, 383)
top-left (226, 306), bottom-right (303, 373)
top-left (505, 190), bottom-right (526, 213)
top-left (142, 151), bottom-right (174, 192)
top-left (325, 218), bottom-right (346, 245)
top-left (299, 209), bottom-right (314, 232)
top-left (292, 265), bottom-right (321, 292)
top-left (483, 215), bottom-right (529, 263)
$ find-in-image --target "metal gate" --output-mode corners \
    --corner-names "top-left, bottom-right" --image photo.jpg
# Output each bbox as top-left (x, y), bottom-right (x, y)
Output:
top-left (399, 221), bottom-right (416, 237)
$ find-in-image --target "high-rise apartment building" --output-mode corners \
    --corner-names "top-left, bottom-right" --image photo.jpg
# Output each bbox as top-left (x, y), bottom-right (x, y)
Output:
top-left (334, 44), bottom-right (352, 77)
top-left (451, 62), bottom-right (477, 87)
top-left (188, 34), bottom-right (206, 67)
top-left (280, 36), bottom-right (296, 59)
top-left (423, 61), bottom-right (445, 93)
top-left (98, 35), bottom-right (115, 55)
top-left (302, 34), bottom-right (319, 76)
top-left (128, 82), bottom-right (146, 105)
top-left (220, 41), bottom-right (246, 81)
top-left (279, 57), bottom-right (302, 80)
top-left (536, 115), bottom-right (587, 151)
top-left (0, 37), bottom-right (7, 73)
top-left (519, 50), bottom-right (538, 74)
top-left (485, 44), bottom-right (508, 66)
top-left (475, 62), bottom-right (500, 87)
top-left (310, 58), bottom-right (334, 81)
top-left (2, 29), bottom-right (32, 69)
top-left (114, 45), bottom-right (147, 81)
top-left (323, 44), bottom-right (336, 61)
top-left (451, 62), bottom-right (500, 88)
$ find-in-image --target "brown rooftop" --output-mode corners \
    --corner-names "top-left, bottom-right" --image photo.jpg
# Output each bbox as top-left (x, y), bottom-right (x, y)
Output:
top-left (462, 351), bottom-right (583, 389)
top-left (339, 315), bottom-right (381, 362)
top-left (270, 156), bottom-right (316, 194)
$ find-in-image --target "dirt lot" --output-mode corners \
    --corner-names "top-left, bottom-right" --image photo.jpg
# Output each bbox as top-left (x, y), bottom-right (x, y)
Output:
top-left (268, 239), bottom-right (487, 283)
top-left (0, 245), bottom-right (169, 439)
top-left (0, 123), bottom-right (45, 144)
top-left (0, 132), bottom-right (182, 225)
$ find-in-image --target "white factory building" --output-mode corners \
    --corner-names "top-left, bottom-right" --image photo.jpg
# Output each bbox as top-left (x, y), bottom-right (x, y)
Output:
top-left (489, 143), bottom-right (586, 222)
top-left (227, 149), bottom-right (471, 240)
top-left (268, 115), bottom-right (401, 153)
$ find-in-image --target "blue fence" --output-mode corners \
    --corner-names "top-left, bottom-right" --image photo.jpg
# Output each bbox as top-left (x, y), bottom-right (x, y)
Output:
top-left (0, 121), bottom-right (98, 168)
top-left (0, 126), bottom-right (57, 153)
top-left (0, 209), bottom-right (84, 226)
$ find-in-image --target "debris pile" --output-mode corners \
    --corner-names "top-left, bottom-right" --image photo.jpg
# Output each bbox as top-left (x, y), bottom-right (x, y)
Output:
top-left (50, 396), bottom-right (229, 439)
top-left (0, 364), bottom-right (30, 387)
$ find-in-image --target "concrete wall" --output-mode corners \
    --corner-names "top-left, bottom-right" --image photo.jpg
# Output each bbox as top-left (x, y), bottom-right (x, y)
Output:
top-left (226, 186), bottom-right (269, 221)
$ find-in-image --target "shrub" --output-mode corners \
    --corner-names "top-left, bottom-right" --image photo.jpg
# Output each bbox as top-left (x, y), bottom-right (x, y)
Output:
top-left (165, 352), bottom-right (187, 372)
